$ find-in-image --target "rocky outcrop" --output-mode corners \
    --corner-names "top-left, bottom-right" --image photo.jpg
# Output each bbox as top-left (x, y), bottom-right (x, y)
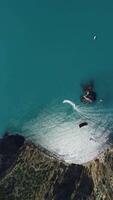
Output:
top-left (0, 134), bottom-right (113, 200)
top-left (87, 148), bottom-right (113, 200)
top-left (0, 133), bottom-right (25, 178)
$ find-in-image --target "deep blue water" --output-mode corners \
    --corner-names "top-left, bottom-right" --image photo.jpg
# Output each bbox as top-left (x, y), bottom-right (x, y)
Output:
top-left (0, 1), bottom-right (113, 162)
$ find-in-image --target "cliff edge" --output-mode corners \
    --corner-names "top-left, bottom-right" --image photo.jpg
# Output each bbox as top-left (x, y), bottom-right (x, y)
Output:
top-left (0, 134), bottom-right (113, 200)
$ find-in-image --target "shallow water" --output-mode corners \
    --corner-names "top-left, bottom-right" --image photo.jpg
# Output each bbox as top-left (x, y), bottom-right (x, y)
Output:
top-left (21, 101), bottom-right (113, 164)
top-left (1, 0), bottom-right (113, 163)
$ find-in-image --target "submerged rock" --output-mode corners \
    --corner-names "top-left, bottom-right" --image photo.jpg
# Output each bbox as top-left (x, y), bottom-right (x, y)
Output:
top-left (0, 134), bottom-right (113, 200)
top-left (79, 122), bottom-right (88, 128)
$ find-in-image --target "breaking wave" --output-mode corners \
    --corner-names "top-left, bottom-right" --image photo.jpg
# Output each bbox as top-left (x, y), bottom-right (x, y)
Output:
top-left (21, 100), bottom-right (113, 164)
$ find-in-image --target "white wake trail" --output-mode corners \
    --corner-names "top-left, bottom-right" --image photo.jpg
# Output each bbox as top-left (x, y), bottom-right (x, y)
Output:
top-left (22, 101), bottom-right (110, 164)
top-left (63, 99), bottom-right (90, 119)
top-left (62, 99), bottom-right (102, 124)
top-left (63, 100), bottom-right (81, 113)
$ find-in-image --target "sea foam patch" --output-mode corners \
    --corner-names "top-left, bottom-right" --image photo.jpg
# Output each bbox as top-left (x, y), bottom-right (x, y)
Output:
top-left (22, 101), bottom-right (111, 164)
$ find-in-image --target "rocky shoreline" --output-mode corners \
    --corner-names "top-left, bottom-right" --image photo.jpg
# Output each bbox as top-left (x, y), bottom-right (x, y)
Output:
top-left (0, 133), bottom-right (113, 200)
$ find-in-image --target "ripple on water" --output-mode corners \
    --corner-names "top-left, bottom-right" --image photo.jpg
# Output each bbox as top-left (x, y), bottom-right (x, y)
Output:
top-left (22, 101), bottom-right (112, 164)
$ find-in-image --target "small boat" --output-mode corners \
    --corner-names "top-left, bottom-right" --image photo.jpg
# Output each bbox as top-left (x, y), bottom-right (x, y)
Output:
top-left (79, 122), bottom-right (88, 128)
top-left (93, 35), bottom-right (97, 40)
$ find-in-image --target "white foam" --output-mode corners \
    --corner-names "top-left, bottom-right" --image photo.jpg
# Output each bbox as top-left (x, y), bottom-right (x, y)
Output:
top-left (63, 100), bottom-right (80, 112)
top-left (22, 103), bottom-right (110, 164)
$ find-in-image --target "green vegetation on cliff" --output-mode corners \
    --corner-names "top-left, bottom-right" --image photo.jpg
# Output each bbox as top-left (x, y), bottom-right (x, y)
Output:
top-left (0, 134), bottom-right (113, 200)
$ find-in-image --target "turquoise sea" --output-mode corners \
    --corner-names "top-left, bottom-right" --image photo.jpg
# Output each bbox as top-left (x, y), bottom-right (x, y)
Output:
top-left (1, 0), bottom-right (113, 163)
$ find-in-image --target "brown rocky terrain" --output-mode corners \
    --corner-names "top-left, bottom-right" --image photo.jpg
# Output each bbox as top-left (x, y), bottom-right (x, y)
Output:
top-left (0, 134), bottom-right (113, 200)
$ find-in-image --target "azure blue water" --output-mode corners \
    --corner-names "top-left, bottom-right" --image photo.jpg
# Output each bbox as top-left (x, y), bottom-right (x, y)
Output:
top-left (1, 0), bottom-right (113, 163)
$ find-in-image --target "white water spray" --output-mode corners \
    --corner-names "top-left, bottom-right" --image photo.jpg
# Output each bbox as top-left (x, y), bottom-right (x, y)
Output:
top-left (62, 99), bottom-right (90, 119)
top-left (63, 100), bottom-right (82, 114)
top-left (22, 100), bottom-right (110, 164)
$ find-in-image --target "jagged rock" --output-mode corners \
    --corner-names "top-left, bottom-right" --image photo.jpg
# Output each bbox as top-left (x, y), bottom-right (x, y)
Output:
top-left (0, 133), bottom-right (25, 178)
top-left (0, 135), bottom-right (113, 200)
top-left (80, 82), bottom-right (97, 103)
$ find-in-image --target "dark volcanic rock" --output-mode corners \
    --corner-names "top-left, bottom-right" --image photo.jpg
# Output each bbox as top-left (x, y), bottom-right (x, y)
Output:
top-left (52, 164), bottom-right (83, 200)
top-left (0, 134), bottom-right (113, 200)
top-left (80, 82), bottom-right (97, 103)
top-left (79, 122), bottom-right (88, 128)
top-left (0, 133), bottom-right (25, 154)
top-left (0, 134), bottom-right (25, 177)
top-left (0, 143), bottom-right (94, 200)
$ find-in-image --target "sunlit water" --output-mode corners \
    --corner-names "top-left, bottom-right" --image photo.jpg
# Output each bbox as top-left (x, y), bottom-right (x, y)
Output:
top-left (21, 100), bottom-right (113, 164)
top-left (0, 1), bottom-right (113, 163)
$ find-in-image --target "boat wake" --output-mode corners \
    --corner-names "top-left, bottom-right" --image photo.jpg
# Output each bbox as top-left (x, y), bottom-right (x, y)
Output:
top-left (62, 100), bottom-right (84, 118)
top-left (21, 100), bottom-right (112, 164)
top-left (63, 100), bottom-right (80, 112)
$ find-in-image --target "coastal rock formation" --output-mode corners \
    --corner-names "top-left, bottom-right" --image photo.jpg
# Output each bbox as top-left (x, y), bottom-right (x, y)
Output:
top-left (0, 134), bottom-right (113, 200)
top-left (87, 148), bottom-right (113, 200)
top-left (0, 133), bottom-right (25, 178)
top-left (80, 82), bottom-right (97, 103)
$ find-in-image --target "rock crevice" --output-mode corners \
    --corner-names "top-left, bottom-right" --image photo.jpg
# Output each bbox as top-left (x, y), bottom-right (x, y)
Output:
top-left (0, 134), bottom-right (113, 200)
